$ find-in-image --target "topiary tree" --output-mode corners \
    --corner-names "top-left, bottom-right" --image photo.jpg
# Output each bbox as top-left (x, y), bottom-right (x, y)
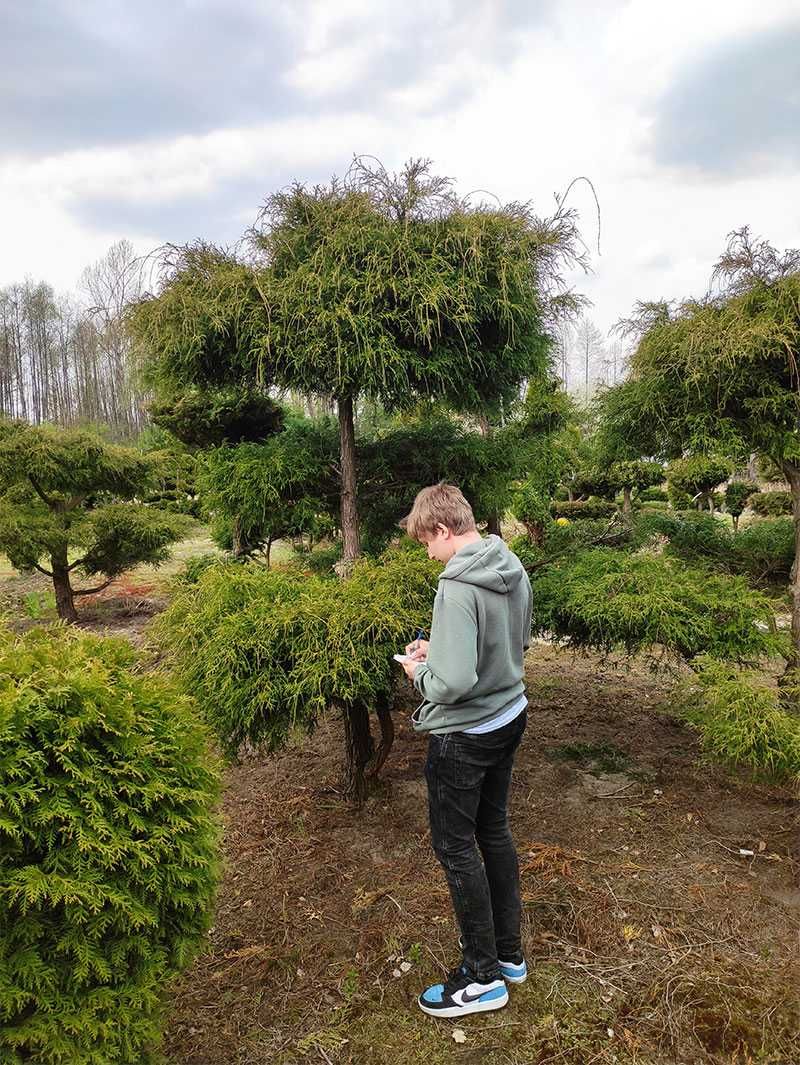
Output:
top-left (724, 479), bottom-right (759, 530)
top-left (666, 454), bottom-right (733, 512)
top-left (0, 625), bottom-right (221, 1064)
top-left (609, 459), bottom-right (664, 516)
top-left (151, 546), bottom-right (440, 802)
top-left (130, 159), bottom-right (586, 565)
top-left (0, 422), bottom-right (186, 621)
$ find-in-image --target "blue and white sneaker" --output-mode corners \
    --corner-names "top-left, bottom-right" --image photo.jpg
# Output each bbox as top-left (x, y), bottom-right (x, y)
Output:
top-left (498, 956), bottom-right (527, 984)
top-left (418, 965), bottom-right (508, 1018)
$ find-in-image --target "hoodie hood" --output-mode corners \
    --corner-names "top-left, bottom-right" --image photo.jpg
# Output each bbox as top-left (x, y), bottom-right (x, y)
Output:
top-left (440, 534), bottom-right (525, 595)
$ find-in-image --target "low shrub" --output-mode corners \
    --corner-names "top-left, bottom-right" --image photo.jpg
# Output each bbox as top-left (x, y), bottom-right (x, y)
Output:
top-left (632, 510), bottom-right (733, 565)
top-left (552, 498), bottom-right (618, 521)
top-left (731, 518), bottom-right (794, 583)
top-left (750, 491), bottom-right (793, 517)
top-left (173, 552), bottom-right (222, 585)
top-left (677, 656), bottom-right (800, 782)
top-left (151, 548), bottom-right (440, 800)
top-left (639, 486), bottom-right (669, 503)
top-left (0, 627), bottom-right (221, 1065)
top-left (530, 548), bottom-right (780, 661)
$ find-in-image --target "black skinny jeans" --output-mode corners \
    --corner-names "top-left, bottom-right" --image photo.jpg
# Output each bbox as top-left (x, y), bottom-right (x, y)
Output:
top-left (424, 709), bottom-right (527, 984)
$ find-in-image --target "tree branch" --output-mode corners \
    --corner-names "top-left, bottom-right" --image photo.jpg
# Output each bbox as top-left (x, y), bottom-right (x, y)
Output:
top-left (28, 476), bottom-right (54, 508)
top-left (33, 563), bottom-right (53, 577)
top-left (73, 579), bottom-right (114, 597)
top-left (67, 557), bottom-right (86, 572)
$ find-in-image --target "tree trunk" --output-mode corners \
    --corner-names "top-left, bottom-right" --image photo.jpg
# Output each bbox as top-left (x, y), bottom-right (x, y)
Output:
top-left (622, 485), bottom-right (632, 517)
top-left (51, 559), bottom-right (77, 622)
top-left (339, 700), bottom-right (374, 805)
top-left (338, 396), bottom-right (361, 564)
top-left (478, 414), bottom-right (502, 538)
top-left (523, 520), bottom-right (545, 546)
top-left (232, 515), bottom-right (247, 558)
top-left (783, 463), bottom-right (800, 680)
top-left (365, 696), bottom-right (395, 780)
top-left (265, 536), bottom-right (273, 569)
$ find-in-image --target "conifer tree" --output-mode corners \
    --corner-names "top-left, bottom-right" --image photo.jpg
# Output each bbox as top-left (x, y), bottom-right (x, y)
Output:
top-left (0, 421), bottom-right (184, 620)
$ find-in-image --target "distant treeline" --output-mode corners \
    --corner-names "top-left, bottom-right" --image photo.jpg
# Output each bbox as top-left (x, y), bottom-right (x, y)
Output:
top-left (0, 240), bottom-right (147, 439)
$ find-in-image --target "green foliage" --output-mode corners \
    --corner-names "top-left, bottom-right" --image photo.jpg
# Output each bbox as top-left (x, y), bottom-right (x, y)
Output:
top-left (666, 455), bottom-right (733, 505)
top-left (128, 243), bottom-right (269, 392)
top-left (0, 421), bottom-right (152, 500)
top-left (570, 467), bottom-right (617, 500)
top-left (144, 447), bottom-right (200, 517)
top-left (304, 542), bottom-right (343, 575)
top-left (530, 548), bottom-right (779, 661)
top-left (552, 499), bottom-right (618, 521)
top-left (80, 504), bottom-right (188, 577)
top-left (750, 490), bottom-right (792, 517)
top-left (639, 486), bottom-right (669, 502)
top-left (173, 553), bottom-right (222, 585)
top-left (633, 510), bottom-right (794, 584)
top-left (732, 518), bottom-right (794, 582)
top-left (150, 549), bottom-right (440, 759)
top-left (0, 422), bottom-right (183, 618)
top-left (609, 460), bottom-right (664, 493)
top-left (150, 387), bottom-right (285, 447)
top-left (677, 657), bottom-right (800, 782)
top-left (199, 418), bottom-right (340, 557)
top-left (632, 511), bottom-right (733, 566)
top-left (724, 479), bottom-right (759, 518)
top-left (0, 626), bottom-right (221, 1064)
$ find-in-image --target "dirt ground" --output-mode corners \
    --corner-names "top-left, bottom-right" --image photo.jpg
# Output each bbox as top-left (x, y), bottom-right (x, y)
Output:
top-left (159, 646), bottom-right (800, 1065)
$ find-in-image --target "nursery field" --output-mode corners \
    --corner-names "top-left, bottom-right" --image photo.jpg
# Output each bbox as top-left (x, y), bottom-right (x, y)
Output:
top-left (2, 527), bottom-right (799, 1065)
top-left (159, 644), bottom-right (799, 1065)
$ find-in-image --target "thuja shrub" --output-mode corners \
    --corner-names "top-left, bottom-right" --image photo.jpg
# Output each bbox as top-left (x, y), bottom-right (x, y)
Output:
top-left (0, 627), bottom-right (221, 1065)
top-left (151, 547), bottom-right (440, 801)
top-left (530, 548), bottom-right (780, 661)
top-left (676, 656), bottom-right (800, 782)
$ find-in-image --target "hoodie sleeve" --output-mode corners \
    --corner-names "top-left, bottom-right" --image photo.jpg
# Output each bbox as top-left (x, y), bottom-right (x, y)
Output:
top-left (413, 587), bottom-right (478, 705)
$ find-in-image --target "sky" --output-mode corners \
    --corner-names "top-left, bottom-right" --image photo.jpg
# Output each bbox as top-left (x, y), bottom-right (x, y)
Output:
top-left (1, 0), bottom-right (799, 337)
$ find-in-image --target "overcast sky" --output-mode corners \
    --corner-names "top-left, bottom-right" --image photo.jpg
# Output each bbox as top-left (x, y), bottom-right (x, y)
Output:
top-left (1, 0), bottom-right (798, 336)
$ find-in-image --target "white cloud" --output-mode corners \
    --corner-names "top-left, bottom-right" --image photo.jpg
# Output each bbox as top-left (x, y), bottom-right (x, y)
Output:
top-left (1, 0), bottom-right (799, 340)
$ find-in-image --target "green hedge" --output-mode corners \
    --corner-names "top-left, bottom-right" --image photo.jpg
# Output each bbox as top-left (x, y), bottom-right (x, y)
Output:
top-left (0, 627), bottom-right (221, 1065)
top-left (530, 548), bottom-right (780, 661)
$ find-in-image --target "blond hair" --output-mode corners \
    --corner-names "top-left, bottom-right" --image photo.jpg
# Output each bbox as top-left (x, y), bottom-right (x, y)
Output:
top-left (399, 483), bottom-right (477, 541)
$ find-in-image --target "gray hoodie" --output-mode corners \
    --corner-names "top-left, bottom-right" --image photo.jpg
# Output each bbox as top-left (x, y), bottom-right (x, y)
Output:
top-left (411, 535), bottom-right (532, 734)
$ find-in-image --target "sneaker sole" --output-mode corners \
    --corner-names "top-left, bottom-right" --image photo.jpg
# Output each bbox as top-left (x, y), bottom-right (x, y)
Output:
top-left (500, 968), bottom-right (527, 984)
top-left (418, 990), bottom-right (510, 1019)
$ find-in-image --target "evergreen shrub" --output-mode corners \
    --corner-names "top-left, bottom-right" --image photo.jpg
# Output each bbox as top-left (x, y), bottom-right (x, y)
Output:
top-left (677, 656), bottom-right (800, 782)
top-left (530, 548), bottom-right (779, 661)
top-left (731, 518), bottom-right (794, 582)
top-left (151, 548), bottom-right (440, 761)
top-left (750, 491), bottom-right (793, 517)
top-left (552, 498), bottom-right (617, 521)
top-left (638, 486), bottom-right (669, 503)
top-left (0, 627), bottom-right (221, 1065)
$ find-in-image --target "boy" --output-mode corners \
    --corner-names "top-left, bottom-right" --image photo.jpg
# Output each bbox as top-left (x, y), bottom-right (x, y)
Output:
top-left (399, 483), bottom-right (532, 1018)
